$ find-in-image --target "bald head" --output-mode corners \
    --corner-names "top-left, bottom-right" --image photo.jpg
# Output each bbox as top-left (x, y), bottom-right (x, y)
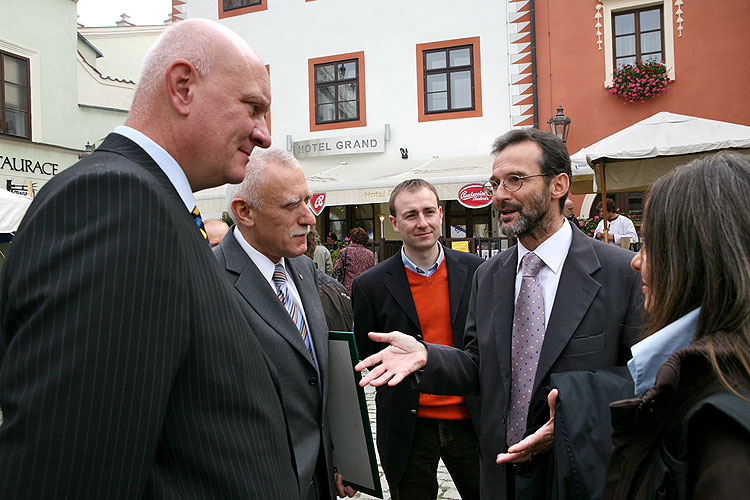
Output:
top-left (125, 19), bottom-right (272, 193)
top-left (564, 199), bottom-right (576, 218)
top-left (204, 218), bottom-right (230, 247)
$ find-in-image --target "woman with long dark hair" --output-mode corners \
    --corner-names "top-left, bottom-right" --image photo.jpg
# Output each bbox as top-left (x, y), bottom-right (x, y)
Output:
top-left (602, 152), bottom-right (750, 499)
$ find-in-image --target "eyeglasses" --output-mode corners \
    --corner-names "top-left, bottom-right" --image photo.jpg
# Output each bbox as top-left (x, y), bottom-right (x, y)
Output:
top-left (482, 173), bottom-right (552, 195)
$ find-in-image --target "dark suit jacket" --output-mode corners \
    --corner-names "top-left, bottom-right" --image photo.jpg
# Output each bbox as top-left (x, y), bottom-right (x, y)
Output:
top-left (418, 222), bottom-right (643, 500)
top-left (0, 134), bottom-right (298, 499)
top-left (214, 233), bottom-right (335, 500)
top-left (351, 246), bottom-right (484, 485)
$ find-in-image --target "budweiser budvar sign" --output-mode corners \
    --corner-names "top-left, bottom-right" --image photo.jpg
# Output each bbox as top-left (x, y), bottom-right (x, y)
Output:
top-left (309, 193), bottom-right (326, 216)
top-left (457, 183), bottom-right (492, 209)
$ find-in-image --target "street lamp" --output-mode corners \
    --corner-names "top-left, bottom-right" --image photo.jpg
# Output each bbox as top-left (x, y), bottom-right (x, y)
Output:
top-left (547, 105), bottom-right (571, 144)
top-left (378, 214), bottom-right (385, 237)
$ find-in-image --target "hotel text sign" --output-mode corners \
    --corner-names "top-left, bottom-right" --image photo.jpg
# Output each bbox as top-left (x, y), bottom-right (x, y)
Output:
top-left (294, 134), bottom-right (384, 158)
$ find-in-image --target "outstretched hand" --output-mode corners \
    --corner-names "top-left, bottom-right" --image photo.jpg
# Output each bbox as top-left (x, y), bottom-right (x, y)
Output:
top-left (335, 473), bottom-right (356, 497)
top-left (496, 389), bottom-right (558, 463)
top-left (354, 331), bottom-right (428, 387)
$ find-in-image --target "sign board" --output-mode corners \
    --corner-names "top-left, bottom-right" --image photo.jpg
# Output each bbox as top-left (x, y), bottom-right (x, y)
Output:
top-left (309, 193), bottom-right (326, 216)
top-left (457, 183), bottom-right (492, 209)
top-left (294, 134), bottom-right (384, 158)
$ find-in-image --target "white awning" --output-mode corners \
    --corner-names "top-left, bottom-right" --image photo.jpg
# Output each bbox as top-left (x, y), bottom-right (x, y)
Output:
top-left (0, 189), bottom-right (32, 233)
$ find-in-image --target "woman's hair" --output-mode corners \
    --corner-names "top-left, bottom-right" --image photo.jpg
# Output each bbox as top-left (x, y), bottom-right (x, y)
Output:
top-left (642, 152), bottom-right (750, 392)
top-left (349, 227), bottom-right (369, 245)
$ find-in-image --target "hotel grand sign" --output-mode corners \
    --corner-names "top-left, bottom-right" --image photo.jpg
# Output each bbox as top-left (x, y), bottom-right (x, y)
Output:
top-left (293, 133), bottom-right (384, 159)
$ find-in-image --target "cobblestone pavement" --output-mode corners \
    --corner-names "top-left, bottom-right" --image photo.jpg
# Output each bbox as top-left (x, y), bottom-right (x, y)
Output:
top-left (347, 384), bottom-right (459, 500)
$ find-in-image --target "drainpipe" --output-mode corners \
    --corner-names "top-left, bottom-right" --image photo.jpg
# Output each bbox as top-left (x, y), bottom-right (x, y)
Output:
top-left (529, 0), bottom-right (539, 128)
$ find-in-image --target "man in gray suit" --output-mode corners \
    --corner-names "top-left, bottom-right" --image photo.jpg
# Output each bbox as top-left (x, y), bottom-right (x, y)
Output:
top-left (214, 148), bottom-right (356, 500)
top-left (0, 20), bottom-right (299, 499)
top-left (356, 128), bottom-right (642, 500)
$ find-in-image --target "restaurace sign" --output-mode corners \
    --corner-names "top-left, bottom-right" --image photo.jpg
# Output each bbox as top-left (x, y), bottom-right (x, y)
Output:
top-left (0, 154), bottom-right (59, 176)
top-left (294, 134), bottom-right (385, 158)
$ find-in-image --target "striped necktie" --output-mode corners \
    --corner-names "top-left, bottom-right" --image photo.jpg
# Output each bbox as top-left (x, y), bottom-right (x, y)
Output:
top-left (191, 205), bottom-right (208, 243)
top-left (272, 263), bottom-right (314, 358)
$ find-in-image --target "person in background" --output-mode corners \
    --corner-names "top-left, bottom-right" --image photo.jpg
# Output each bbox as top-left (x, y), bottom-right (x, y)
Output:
top-left (205, 218), bottom-right (230, 247)
top-left (595, 198), bottom-right (638, 247)
top-left (564, 199), bottom-right (583, 232)
top-left (333, 227), bottom-right (375, 294)
top-left (306, 228), bottom-right (352, 332)
top-left (602, 152), bottom-right (750, 499)
top-left (307, 228), bottom-right (333, 275)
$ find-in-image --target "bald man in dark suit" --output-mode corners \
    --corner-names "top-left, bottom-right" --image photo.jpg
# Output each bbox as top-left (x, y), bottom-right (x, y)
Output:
top-left (0, 19), bottom-right (297, 499)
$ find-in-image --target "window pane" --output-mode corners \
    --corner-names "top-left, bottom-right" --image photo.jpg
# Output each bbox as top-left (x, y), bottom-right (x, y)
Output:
top-left (356, 205), bottom-right (373, 218)
top-left (641, 52), bottom-right (661, 63)
top-left (329, 205), bottom-right (346, 220)
top-left (427, 92), bottom-right (448, 112)
top-left (315, 64), bottom-right (335, 83)
top-left (316, 103), bottom-right (335, 122)
top-left (4, 56), bottom-right (28, 85)
top-left (5, 109), bottom-right (27, 137)
top-left (425, 51), bottom-right (446, 70)
top-left (316, 85), bottom-right (335, 104)
top-left (616, 56), bottom-right (636, 68)
top-left (449, 48), bottom-right (471, 67)
top-left (4, 83), bottom-right (27, 109)
top-left (641, 32), bottom-right (661, 55)
top-left (337, 61), bottom-right (357, 80)
top-left (614, 13), bottom-right (635, 35)
top-left (615, 35), bottom-right (636, 58)
top-left (338, 82), bottom-right (357, 101)
top-left (223, 0), bottom-right (261, 10)
top-left (426, 73), bottom-right (447, 93)
top-left (338, 101), bottom-right (357, 120)
top-left (450, 71), bottom-right (472, 109)
top-left (639, 9), bottom-right (661, 31)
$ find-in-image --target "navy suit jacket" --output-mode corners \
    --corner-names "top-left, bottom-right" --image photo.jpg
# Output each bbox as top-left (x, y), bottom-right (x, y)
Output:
top-left (351, 246), bottom-right (484, 484)
top-left (0, 134), bottom-right (298, 499)
top-left (418, 222), bottom-right (643, 500)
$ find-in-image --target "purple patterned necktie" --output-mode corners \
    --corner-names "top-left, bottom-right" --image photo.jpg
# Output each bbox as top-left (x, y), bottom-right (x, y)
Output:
top-left (507, 251), bottom-right (546, 446)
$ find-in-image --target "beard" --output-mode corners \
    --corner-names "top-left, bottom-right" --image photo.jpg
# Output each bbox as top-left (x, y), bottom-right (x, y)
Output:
top-left (496, 189), bottom-right (550, 238)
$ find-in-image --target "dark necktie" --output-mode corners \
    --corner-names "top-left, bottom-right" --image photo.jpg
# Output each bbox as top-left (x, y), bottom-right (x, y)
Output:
top-left (507, 251), bottom-right (546, 446)
top-left (191, 205), bottom-right (208, 243)
top-left (272, 263), bottom-right (314, 359)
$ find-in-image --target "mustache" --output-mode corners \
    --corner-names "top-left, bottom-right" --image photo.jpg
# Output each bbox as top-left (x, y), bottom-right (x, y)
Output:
top-left (497, 201), bottom-right (522, 212)
top-left (290, 226), bottom-right (311, 238)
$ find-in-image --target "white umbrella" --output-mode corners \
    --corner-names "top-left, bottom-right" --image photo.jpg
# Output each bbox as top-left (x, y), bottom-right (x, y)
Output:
top-left (0, 189), bottom-right (33, 233)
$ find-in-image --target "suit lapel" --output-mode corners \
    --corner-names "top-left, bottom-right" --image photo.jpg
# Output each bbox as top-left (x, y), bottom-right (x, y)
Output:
top-left (382, 254), bottom-right (422, 334)
top-left (494, 248), bottom-right (518, 398)
top-left (444, 248), bottom-right (468, 328)
top-left (533, 228), bottom-right (602, 395)
top-left (221, 234), bottom-right (316, 365)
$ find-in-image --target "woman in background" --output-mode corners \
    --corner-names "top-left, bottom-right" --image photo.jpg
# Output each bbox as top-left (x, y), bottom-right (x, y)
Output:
top-left (602, 152), bottom-right (750, 499)
top-left (333, 227), bottom-right (375, 294)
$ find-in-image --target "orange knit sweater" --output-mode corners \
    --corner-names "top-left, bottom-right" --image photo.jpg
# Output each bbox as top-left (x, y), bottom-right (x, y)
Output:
top-left (406, 261), bottom-right (470, 420)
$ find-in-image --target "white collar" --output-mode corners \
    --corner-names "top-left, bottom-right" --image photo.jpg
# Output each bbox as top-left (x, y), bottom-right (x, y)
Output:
top-left (517, 218), bottom-right (572, 275)
top-left (114, 126), bottom-right (195, 212)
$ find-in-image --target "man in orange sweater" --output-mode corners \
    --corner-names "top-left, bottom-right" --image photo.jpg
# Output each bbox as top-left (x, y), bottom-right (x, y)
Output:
top-left (352, 179), bottom-right (484, 500)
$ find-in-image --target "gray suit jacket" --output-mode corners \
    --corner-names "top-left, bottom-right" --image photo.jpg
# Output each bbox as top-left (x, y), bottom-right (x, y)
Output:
top-left (418, 221), bottom-right (643, 500)
top-left (0, 133), bottom-right (298, 499)
top-left (214, 231), bottom-right (335, 500)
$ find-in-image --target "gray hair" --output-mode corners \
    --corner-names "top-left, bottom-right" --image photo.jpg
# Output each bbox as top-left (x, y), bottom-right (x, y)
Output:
top-left (226, 148), bottom-right (302, 222)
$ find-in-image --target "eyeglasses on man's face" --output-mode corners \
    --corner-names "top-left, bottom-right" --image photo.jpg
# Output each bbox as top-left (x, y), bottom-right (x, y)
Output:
top-left (482, 173), bottom-right (552, 195)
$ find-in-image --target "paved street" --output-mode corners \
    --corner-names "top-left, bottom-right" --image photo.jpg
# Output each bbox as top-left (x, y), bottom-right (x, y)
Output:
top-left (348, 383), bottom-right (460, 500)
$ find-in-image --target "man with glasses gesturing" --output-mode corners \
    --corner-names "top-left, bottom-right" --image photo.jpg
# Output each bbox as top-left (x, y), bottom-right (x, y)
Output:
top-left (355, 128), bottom-right (643, 500)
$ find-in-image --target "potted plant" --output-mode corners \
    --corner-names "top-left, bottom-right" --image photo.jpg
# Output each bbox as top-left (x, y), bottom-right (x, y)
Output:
top-left (609, 60), bottom-right (670, 103)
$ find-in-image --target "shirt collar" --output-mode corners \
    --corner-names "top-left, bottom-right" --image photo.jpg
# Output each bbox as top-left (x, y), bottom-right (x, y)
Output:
top-left (627, 307), bottom-right (701, 396)
top-left (114, 125), bottom-right (195, 212)
top-left (401, 244), bottom-right (444, 276)
top-left (232, 226), bottom-right (286, 282)
top-left (517, 218), bottom-right (572, 274)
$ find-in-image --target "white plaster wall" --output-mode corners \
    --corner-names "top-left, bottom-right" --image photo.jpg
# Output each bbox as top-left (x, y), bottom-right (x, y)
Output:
top-left (79, 26), bottom-right (166, 82)
top-left (184, 0), bottom-right (511, 172)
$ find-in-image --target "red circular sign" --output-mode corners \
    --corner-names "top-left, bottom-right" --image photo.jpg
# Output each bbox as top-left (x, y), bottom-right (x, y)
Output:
top-left (457, 183), bottom-right (492, 208)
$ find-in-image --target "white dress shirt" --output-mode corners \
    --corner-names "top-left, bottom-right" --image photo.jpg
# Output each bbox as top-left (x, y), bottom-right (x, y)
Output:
top-left (595, 214), bottom-right (638, 245)
top-left (114, 126), bottom-right (196, 212)
top-left (515, 219), bottom-right (573, 327)
top-left (400, 244), bottom-right (445, 277)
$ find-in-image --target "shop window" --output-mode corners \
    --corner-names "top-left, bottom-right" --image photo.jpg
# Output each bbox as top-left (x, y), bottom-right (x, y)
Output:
top-left (324, 204), bottom-right (375, 243)
top-left (218, 0), bottom-right (267, 19)
top-left (308, 52), bottom-right (366, 132)
top-left (601, 0), bottom-right (675, 86)
top-left (1, 51), bottom-right (30, 139)
top-left (445, 201), bottom-right (492, 238)
top-left (416, 37), bottom-right (482, 122)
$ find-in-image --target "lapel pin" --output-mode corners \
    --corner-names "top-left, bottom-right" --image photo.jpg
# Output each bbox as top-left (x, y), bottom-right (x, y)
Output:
top-left (299, 273), bottom-right (303, 280)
